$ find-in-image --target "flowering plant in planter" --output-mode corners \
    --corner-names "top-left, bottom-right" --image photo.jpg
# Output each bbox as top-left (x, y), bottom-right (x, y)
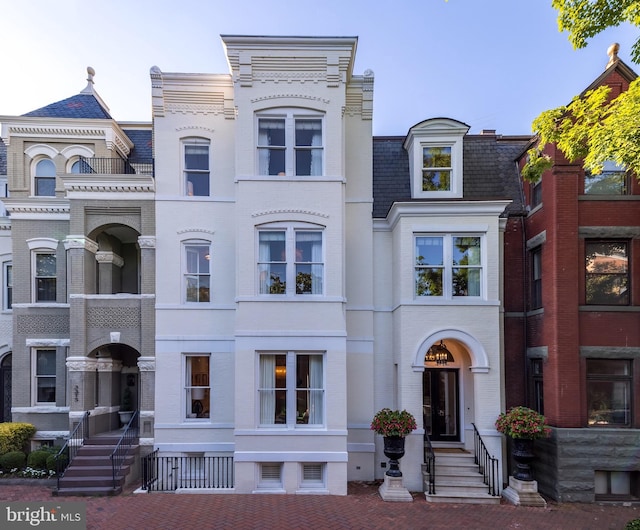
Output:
top-left (370, 408), bottom-right (417, 438)
top-left (495, 406), bottom-right (551, 440)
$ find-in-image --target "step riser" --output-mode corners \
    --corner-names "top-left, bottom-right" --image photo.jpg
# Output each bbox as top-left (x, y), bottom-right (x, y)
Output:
top-left (59, 477), bottom-right (125, 488)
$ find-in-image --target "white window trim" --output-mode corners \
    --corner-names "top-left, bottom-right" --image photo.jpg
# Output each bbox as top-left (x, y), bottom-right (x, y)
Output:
top-left (32, 348), bottom-right (56, 406)
top-left (257, 351), bottom-right (326, 429)
top-left (255, 109), bottom-right (324, 177)
top-left (31, 156), bottom-right (57, 197)
top-left (257, 223), bottom-right (325, 297)
top-left (299, 462), bottom-right (326, 490)
top-left (183, 353), bottom-right (211, 422)
top-left (29, 241), bottom-right (57, 304)
top-left (182, 239), bottom-right (212, 304)
top-left (414, 233), bottom-right (486, 300)
top-left (3, 261), bottom-right (12, 311)
top-left (182, 137), bottom-right (211, 197)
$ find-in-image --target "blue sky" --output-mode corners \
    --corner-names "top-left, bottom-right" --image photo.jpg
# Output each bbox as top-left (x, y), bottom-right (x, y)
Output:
top-left (1, 0), bottom-right (637, 135)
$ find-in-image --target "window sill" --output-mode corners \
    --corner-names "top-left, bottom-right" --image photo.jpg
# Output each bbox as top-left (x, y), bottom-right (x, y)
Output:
top-left (578, 195), bottom-right (639, 201)
top-left (579, 305), bottom-right (640, 312)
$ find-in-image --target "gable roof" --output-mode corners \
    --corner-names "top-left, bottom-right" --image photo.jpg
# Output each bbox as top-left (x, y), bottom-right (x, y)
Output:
top-left (22, 93), bottom-right (112, 120)
top-left (373, 133), bottom-right (531, 219)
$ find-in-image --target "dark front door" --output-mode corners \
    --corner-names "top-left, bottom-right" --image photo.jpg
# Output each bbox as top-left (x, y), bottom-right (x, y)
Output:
top-left (423, 368), bottom-right (459, 442)
top-left (0, 354), bottom-right (11, 423)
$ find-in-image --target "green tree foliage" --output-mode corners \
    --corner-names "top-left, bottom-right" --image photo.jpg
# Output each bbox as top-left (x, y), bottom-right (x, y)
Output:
top-left (522, 1), bottom-right (640, 182)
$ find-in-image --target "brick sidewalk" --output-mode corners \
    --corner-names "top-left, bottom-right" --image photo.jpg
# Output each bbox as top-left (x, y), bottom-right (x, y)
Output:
top-left (1, 481), bottom-right (638, 529)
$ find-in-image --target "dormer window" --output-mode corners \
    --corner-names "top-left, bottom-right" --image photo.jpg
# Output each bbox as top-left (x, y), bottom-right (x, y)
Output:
top-left (422, 146), bottom-right (452, 191)
top-left (404, 118), bottom-right (468, 199)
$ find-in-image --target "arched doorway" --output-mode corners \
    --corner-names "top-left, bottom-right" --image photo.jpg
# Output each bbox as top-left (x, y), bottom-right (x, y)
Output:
top-left (0, 353), bottom-right (11, 422)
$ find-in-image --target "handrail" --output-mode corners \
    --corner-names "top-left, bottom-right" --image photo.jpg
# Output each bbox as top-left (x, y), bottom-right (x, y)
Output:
top-left (423, 430), bottom-right (436, 494)
top-left (77, 156), bottom-right (154, 176)
top-left (471, 422), bottom-right (501, 496)
top-left (55, 411), bottom-right (90, 490)
top-left (110, 411), bottom-right (139, 490)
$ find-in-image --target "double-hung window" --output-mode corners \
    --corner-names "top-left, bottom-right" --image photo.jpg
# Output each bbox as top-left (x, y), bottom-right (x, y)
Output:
top-left (184, 139), bottom-right (210, 196)
top-left (257, 112), bottom-right (323, 176)
top-left (258, 352), bottom-right (324, 427)
top-left (585, 241), bottom-right (629, 305)
top-left (34, 349), bottom-right (56, 404)
top-left (587, 359), bottom-right (631, 427)
top-left (35, 252), bottom-right (56, 302)
top-left (3, 262), bottom-right (11, 310)
top-left (34, 158), bottom-right (56, 197)
top-left (184, 243), bottom-right (210, 303)
top-left (422, 146), bottom-right (451, 191)
top-left (185, 355), bottom-right (210, 419)
top-left (530, 248), bottom-right (542, 309)
top-left (415, 235), bottom-right (482, 298)
top-left (258, 226), bottom-right (323, 295)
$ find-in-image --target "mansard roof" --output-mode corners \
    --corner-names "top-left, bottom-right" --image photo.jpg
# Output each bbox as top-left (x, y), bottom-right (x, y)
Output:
top-left (122, 127), bottom-right (153, 160)
top-left (22, 93), bottom-right (112, 120)
top-left (373, 132), bottom-right (531, 219)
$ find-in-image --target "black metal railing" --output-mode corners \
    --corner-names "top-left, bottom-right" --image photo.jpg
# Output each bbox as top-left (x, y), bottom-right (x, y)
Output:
top-left (471, 422), bottom-right (501, 496)
top-left (55, 411), bottom-right (90, 490)
top-left (141, 452), bottom-right (234, 492)
top-left (423, 430), bottom-right (436, 494)
top-left (77, 157), bottom-right (154, 176)
top-left (110, 411), bottom-right (139, 490)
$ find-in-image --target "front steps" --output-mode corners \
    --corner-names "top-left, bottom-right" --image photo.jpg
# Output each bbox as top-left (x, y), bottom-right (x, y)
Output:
top-left (423, 449), bottom-right (501, 504)
top-left (54, 431), bottom-right (139, 497)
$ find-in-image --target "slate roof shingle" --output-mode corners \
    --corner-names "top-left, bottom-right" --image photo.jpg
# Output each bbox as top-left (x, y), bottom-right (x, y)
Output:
top-left (373, 134), bottom-right (531, 219)
top-left (22, 94), bottom-right (112, 120)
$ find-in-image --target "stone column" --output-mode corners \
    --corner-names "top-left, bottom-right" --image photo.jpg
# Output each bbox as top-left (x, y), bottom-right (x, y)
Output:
top-left (138, 356), bottom-right (155, 442)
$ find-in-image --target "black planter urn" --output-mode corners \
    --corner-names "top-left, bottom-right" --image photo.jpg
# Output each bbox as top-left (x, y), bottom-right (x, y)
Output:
top-left (511, 437), bottom-right (535, 481)
top-left (383, 436), bottom-right (406, 477)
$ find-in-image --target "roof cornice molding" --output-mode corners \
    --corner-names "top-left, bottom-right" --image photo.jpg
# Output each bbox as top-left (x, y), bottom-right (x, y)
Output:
top-left (4, 198), bottom-right (69, 219)
top-left (62, 174), bottom-right (155, 195)
top-left (379, 200), bottom-right (512, 231)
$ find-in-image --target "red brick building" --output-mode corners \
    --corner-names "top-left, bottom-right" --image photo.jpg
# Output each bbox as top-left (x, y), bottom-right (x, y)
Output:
top-left (504, 52), bottom-right (640, 502)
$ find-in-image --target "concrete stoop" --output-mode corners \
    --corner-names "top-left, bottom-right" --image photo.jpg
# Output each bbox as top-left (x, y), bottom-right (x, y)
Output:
top-left (423, 451), bottom-right (501, 505)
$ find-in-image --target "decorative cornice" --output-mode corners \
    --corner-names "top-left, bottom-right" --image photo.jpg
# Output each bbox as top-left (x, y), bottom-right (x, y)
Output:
top-left (4, 199), bottom-right (70, 218)
top-left (66, 357), bottom-right (97, 371)
top-left (137, 236), bottom-right (156, 249)
top-left (63, 175), bottom-right (155, 194)
top-left (137, 356), bottom-right (156, 371)
top-left (252, 209), bottom-right (329, 219)
top-left (251, 94), bottom-right (330, 105)
top-left (176, 228), bottom-right (215, 235)
top-left (96, 251), bottom-right (124, 267)
top-left (5, 125), bottom-right (106, 138)
top-left (63, 236), bottom-right (99, 253)
top-left (175, 126), bottom-right (215, 133)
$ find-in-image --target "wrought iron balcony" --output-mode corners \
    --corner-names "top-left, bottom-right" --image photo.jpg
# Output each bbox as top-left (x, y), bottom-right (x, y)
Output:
top-left (77, 157), bottom-right (154, 177)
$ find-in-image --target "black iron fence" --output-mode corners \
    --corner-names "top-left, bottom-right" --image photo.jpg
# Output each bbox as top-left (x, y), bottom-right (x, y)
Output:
top-left (423, 431), bottom-right (436, 494)
top-left (471, 422), bottom-right (501, 496)
top-left (77, 157), bottom-right (154, 176)
top-left (141, 451), bottom-right (234, 492)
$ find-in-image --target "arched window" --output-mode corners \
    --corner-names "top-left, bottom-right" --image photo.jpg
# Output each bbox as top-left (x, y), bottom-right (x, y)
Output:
top-left (34, 159), bottom-right (56, 196)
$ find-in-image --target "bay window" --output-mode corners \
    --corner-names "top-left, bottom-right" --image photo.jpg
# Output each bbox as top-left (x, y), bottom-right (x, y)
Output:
top-left (258, 353), bottom-right (324, 427)
top-left (258, 226), bottom-right (323, 295)
top-left (257, 112), bottom-right (323, 176)
top-left (415, 235), bottom-right (482, 298)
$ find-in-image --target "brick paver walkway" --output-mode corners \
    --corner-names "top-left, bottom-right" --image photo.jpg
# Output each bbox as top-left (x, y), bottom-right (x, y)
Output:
top-left (1, 481), bottom-right (638, 529)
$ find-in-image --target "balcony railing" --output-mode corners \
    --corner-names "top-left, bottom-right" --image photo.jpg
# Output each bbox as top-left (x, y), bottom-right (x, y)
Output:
top-left (77, 157), bottom-right (154, 177)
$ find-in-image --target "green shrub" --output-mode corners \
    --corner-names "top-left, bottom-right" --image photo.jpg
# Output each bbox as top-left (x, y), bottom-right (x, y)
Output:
top-left (0, 423), bottom-right (36, 454)
top-left (46, 451), bottom-right (68, 473)
top-left (625, 519), bottom-right (640, 530)
top-left (27, 450), bottom-right (50, 470)
top-left (0, 451), bottom-right (26, 472)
